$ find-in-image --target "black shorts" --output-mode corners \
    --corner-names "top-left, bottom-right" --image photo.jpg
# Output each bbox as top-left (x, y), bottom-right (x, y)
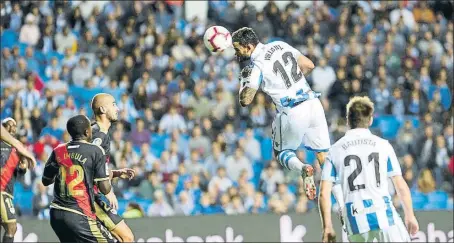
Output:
top-left (0, 192), bottom-right (16, 224)
top-left (94, 193), bottom-right (123, 231)
top-left (50, 208), bottom-right (116, 243)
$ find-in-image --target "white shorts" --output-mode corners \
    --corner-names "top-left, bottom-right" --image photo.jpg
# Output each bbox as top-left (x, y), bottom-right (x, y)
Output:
top-left (347, 218), bottom-right (411, 243)
top-left (271, 98), bottom-right (330, 153)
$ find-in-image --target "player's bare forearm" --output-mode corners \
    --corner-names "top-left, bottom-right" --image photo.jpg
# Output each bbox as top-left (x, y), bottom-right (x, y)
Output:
top-left (319, 180), bottom-right (334, 230)
top-left (392, 176), bottom-right (415, 218)
top-left (239, 87), bottom-right (257, 107)
top-left (297, 55), bottom-right (315, 76)
top-left (97, 179), bottom-right (113, 195)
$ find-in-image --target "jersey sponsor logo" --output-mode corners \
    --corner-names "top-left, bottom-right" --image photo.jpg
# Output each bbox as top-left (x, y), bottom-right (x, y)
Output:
top-left (93, 138), bottom-right (103, 146)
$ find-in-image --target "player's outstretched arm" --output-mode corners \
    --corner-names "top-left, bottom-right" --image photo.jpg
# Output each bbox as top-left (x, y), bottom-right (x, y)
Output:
top-left (297, 55), bottom-right (315, 76)
top-left (319, 180), bottom-right (336, 242)
top-left (238, 63), bottom-right (260, 107)
top-left (392, 175), bottom-right (419, 235)
top-left (1, 125), bottom-right (36, 168)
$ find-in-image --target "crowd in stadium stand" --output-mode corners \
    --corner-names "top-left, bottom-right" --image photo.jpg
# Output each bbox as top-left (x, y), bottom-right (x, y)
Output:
top-left (0, 0), bottom-right (453, 219)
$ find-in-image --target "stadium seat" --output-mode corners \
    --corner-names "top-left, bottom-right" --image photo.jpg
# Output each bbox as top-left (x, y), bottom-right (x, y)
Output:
top-left (404, 115), bottom-right (420, 128)
top-left (411, 190), bottom-right (428, 210)
top-left (16, 190), bottom-right (34, 216)
top-left (117, 198), bottom-right (129, 216)
top-left (260, 137), bottom-right (273, 161)
top-left (378, 115), bottom-right (401, 140)
top-left (426, 191), bottom-right (448, 209)
top-left (252, 161), bottom-right (264, 188)
top-left (0, 29), bottom-right (18, 49)
top-left (18, 42), bottom-right (28, 56)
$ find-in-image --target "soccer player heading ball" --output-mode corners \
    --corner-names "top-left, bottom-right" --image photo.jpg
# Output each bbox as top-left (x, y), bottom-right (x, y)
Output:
top-left (231, 27), bottom-right (329, 200)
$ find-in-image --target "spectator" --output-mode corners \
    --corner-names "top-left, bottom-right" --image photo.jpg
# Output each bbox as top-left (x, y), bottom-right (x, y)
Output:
top-left (241, 128), bottom-right (261, 162)
top-left (122, 203), bottom-right (145, 219)
top-left (45, 57), bottom-right (62, 80)
top-left (17, 79), bottom-right (40, 112)
top-left (225, 147), bottom-right (253, 182)
top-left (129, 118), bottom-right (151, 147)
top-left (417, 169), bottom-right (436, 194)
top-left (205, 143), bottom-right (226, 177)
top-left (188, 126), bottom-right (210, 158)
top-left (208, 167), bottom-right (233, 193)
top-left (46, 71), bottom-right (68, 102)
top-left (159, 106), bottom-right (187, 134)
top-left (36, 26), bottom-right (56, 54)
top-left (71, 57), bottom-right (93, 87)
top-left (147, 190), bottom-right (175, 217)
top-left (138, 171), bottom-right (163, 199)
top-left (185, 150), bottom-right (205, 176)
top-left (171, 37), bottom-right (196, 62)
top-left (55, 26), bottom-right (77, 53)
top-left (19, 14), bottom-right (41, 46)
top-left (225, 195), bottom-right (246, 215)
top-left (174, 191), bottom-right (195, 216)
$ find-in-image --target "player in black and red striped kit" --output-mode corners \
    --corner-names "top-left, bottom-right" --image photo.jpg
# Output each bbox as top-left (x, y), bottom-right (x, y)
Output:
top-left (0, 118), bottom-right (28, 243)
top-left (90, 93), bottom-right (135, 242)
top-left (42, 115), bottom-right (116, 242)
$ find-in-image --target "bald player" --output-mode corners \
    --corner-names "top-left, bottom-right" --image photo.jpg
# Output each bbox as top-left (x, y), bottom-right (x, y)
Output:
top-left (90, 93), bottom-right (135, 242)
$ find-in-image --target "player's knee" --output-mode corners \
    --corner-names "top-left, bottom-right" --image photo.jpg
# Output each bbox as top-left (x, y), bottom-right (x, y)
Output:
top-left (5, 223), bottom-right (17, 236)
top-left (277, 150), bottom-right (296, 170)
top-left (316, 152), bottom-right (327, 165)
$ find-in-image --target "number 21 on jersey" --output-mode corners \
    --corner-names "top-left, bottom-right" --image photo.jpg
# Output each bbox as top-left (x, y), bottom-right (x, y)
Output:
top-left (344, 152), bottom-right (380, 192)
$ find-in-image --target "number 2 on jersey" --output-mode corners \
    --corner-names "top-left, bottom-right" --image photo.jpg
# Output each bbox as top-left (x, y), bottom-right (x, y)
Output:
top-left (59, 165), bottom-right (84, 197)
top-left (344, 152), bottom-right (380, 192)
top-left (273, 51), bottom-right (303, 88)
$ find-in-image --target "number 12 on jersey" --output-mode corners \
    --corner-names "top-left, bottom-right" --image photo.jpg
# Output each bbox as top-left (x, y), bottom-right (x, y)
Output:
top-left (273, 51), bottom-right (303, 88)
top-left (344, 152), bottom-right (380, 192)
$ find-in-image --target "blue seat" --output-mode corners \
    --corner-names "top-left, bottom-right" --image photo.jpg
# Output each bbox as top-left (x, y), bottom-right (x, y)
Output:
top-left (17, 190), bottom-right (34, 215)
top-left (426, 191), bottom-right (448, 209)
top-left (404, 115), bottom-right (420, 128)
top-left (133, 197), bottom-right (153, 212)
top-left (378, 115), bottom-right (401, 140)
top-left (288, 184), bottom-right (297, 194)
top-left (117, 198), bottom-right (129, 216)
top-left (1, 29), bottom-right (18, 49)
top-left (46, 51), bottom-right (64, 62)
top-left (18, 42), bottom-right (29, 56)
top-left (260, 137), bottom-right (273, 161)
top-left (411, 190), bottom-right (428, 210)
top-left (253, 161), bottom-right (264, 184)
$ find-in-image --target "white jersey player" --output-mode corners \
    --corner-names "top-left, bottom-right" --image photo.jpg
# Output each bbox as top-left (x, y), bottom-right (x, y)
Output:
top-left (231, 27), bottom-right (333, 200)
top-left (319, 96), bottom-right (419, 242)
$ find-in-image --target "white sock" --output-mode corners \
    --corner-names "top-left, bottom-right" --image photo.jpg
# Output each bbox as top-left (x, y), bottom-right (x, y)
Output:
top-left (287, 156), bottom-right (304, 172)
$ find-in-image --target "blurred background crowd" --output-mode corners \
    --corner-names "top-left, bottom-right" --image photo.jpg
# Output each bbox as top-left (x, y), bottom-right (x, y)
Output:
top-left (0, 0), bottom-right (453, 220)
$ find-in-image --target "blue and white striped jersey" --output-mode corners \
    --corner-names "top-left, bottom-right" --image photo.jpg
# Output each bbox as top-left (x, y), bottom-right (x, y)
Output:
top-left (240, 41), bottom-right (312, 113)
top-left (321, 128), bottom-right (403, 235)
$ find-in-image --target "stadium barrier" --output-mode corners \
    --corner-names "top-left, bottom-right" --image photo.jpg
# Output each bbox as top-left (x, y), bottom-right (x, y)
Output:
top-left (13, 211), bottom-right (453, 242)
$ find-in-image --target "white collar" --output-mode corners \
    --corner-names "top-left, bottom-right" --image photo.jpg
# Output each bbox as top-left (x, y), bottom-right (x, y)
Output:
top-left (251, 42), bottom-right (265, 61)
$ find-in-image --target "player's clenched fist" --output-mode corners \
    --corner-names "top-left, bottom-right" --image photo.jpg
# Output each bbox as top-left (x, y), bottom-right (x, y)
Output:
top-left (322, 228), bottom-right (337, 243)
top-left (405, 215), bottom-right (419, 236)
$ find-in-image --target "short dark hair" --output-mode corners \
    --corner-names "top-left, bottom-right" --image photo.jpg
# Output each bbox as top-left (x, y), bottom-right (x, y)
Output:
top-left (67, 115), bottom-right (90, 140)
top-left (232, 27), bottom-right (259, 47)
top-left (346, 96), bottom-right (374, 129)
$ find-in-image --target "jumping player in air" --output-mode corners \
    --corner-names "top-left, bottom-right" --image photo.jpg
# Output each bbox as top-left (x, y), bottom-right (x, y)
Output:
top-left (42, 115), bottom-right (116, 242)
top-left (232, 27), bottom-right (338, 200)
top-left (0, 118), bottom-right (30, 243)
top-left (90, 93), bottom-right (135, 242)
top-left (319, 96), bottom-right (419, 242)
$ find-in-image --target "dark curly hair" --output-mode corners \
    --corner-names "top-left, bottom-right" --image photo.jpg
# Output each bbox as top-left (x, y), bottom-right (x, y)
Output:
top-left (232, 27), bottom-right (259, 47)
